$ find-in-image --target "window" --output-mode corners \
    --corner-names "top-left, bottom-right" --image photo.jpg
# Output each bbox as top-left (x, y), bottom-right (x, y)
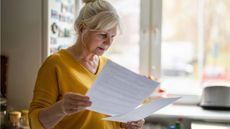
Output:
top-left (160, 0), bottom-right (230, 95)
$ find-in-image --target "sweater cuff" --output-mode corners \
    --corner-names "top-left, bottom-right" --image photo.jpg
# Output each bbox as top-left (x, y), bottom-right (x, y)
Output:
top-left (29, 109), bottom-right (45, 129)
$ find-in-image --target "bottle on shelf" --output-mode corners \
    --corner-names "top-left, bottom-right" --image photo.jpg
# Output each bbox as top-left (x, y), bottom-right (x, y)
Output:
top-left (175, 118), bottom-right (184, 129)
top-left (175, 121), bottom-right (181, 129)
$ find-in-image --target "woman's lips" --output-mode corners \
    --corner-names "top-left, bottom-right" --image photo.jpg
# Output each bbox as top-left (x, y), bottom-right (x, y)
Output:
top-left (98, 47), bottom-right (105, 51)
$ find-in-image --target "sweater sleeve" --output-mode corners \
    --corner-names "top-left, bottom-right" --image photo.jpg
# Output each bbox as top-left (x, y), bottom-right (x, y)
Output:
top-left (29, 56), bottom-right (59, 129)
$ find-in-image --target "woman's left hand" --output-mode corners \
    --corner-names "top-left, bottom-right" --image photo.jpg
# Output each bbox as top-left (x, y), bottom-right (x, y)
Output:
top-left (121, 119), bottom-right (145, 129)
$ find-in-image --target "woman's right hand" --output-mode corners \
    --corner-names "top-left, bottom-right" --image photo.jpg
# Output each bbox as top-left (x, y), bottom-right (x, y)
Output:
top-left (38, 93), bottom-right (91, 129)
top-left (61, 92), bottom-right (92, 115)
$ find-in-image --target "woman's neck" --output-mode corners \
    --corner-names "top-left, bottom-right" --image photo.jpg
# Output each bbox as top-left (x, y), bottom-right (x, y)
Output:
top-left (67, 41), bottom-right (100, 74)
top-left (67, 42), bottom-right (97, 63)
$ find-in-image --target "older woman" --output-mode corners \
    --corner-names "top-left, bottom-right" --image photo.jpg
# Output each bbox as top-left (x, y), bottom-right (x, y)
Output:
top-left (29, 0), bottom-right (144, 129)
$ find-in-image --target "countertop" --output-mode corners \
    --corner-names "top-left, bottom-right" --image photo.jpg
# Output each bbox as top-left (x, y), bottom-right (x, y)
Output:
top-left (149, 104), bottom-right (230, 122)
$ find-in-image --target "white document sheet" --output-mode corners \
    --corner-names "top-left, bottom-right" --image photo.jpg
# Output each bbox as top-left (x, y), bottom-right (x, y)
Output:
top-left (102, 97), bottom-right (180, 122)
top-left (86, 60), bottom-right (159, 116)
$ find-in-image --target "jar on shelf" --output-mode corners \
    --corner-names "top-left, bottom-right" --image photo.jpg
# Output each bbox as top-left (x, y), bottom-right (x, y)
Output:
top-left (9, 111), bottom-right (21, 127)
top-left (20, 110), bottom-right (30, 129)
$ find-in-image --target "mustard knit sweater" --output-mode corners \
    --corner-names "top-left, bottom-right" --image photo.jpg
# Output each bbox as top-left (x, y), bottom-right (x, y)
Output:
top-left (29, 49), bottom-right (120, 129)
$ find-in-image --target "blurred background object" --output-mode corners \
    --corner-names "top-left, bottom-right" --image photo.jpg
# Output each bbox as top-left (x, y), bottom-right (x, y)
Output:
top-left (1, 55), bottom-right (8, 98)
top-left (0, 55), bottom-right (8, 128)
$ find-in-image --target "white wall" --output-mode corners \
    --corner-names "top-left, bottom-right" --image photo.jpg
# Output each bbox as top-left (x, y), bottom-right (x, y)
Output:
top-left (2, 0), bottom-right (42, 110)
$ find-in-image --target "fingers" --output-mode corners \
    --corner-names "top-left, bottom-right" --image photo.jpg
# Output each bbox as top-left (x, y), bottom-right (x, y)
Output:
top-left (122, 119), bottom-right (145, 129)
top-left (65, 100), bottom-right (91, 107)
top-left (65, 92), bottom-right (90, 101)
top-left (62, 92), bottom-right (92, 115)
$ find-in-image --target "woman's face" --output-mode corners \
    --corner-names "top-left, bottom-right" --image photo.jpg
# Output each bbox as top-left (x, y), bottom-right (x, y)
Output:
top-left (82, 26), bottom-right (117, 56)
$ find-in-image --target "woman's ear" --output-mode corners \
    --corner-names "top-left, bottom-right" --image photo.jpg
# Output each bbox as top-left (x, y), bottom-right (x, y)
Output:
top-left (79, 23), bottom-right (87, 33)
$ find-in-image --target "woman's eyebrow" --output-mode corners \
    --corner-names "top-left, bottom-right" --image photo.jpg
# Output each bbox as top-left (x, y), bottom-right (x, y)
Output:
top-left (93, 30), bottom-right (116, 36)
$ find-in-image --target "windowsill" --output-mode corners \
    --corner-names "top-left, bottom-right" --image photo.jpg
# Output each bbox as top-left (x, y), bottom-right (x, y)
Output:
top-left (149, 104), bottom-right (230, 122)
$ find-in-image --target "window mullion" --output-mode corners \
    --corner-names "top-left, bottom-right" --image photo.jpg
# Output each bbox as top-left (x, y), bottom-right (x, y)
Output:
top-left (150, 0), bottom-right (162, 79)
top-left (140, 0), bottom-right (162, 78)
top-left (139, 0), bottom-right (151, 76)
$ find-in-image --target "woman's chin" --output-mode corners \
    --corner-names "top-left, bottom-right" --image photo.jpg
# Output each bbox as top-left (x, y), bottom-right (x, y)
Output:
top-left (97, 52), bottom-right (105, 56)
top-left (95, 49), bottom-right (106, 56)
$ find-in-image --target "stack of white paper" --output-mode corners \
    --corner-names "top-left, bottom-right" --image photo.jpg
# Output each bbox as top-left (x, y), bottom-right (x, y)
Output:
top-left (86, 60), bottom-right (180, 122)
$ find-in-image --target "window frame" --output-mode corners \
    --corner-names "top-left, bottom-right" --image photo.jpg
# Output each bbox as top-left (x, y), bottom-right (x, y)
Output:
top-left (140, 0), bottom-right (162, 79)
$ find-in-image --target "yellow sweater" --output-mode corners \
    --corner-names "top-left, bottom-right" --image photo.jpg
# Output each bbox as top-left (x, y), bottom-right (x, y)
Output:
top-left (29, 49), bottom-right (120, 129)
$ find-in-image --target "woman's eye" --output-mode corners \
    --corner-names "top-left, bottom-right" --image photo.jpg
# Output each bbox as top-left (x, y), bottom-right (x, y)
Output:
top-left (99, 34), bottom-right (107, 39)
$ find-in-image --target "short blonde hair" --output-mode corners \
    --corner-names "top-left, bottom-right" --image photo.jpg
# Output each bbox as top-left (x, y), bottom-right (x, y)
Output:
top-left (74, 0), bottom-right (120, 33)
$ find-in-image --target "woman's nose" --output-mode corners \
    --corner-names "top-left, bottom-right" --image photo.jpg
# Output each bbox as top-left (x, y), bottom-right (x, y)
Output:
top-left (104, 37), bottom-right (112, 45)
